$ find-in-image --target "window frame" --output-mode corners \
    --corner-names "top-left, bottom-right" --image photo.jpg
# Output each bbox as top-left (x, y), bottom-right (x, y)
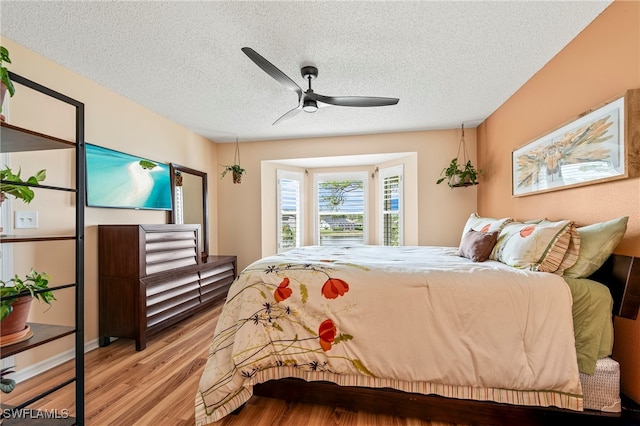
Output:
top-left (378, 165), bottom-right (404, 246)
top-left (276, 169), bottom-right (304, 253)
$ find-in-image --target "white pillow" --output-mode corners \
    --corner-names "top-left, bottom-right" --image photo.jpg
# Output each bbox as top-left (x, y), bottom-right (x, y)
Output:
top-left (459, 213), bottom-right (513, 247)
top-left (491, 219), bottom-right (574, 272)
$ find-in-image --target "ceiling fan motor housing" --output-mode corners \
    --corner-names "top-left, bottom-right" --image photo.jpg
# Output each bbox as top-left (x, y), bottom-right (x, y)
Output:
top-left (301, 66), bottom-right (318, 80)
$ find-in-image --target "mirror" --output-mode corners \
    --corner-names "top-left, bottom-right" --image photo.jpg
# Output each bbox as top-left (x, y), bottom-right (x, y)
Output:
top-left (169, 163), bottom-right (209, 260)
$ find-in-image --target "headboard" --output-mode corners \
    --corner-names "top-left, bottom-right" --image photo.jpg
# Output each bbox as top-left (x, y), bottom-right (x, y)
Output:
top-left (589, 254), bottom-right (640, 320)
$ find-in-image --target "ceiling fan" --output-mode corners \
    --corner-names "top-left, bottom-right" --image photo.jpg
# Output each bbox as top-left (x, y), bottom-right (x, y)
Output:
top-left (241, 47), bottom-right (400, 125)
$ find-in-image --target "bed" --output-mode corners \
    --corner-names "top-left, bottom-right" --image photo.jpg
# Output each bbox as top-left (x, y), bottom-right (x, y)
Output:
top-left (195, 215), bottom-right (639, 425)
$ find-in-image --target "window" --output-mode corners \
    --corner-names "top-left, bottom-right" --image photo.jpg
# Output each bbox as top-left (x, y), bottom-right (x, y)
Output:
top-left (315, 172), bottom-right (368, 246)
top-left (379, 165), bottom-right (403, 246)
top-left (277, 170), bottom-right (303, 252)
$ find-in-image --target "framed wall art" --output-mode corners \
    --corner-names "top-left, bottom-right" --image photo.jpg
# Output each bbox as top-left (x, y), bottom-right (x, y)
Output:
top-left (512, 88), bottom-right (639, 197)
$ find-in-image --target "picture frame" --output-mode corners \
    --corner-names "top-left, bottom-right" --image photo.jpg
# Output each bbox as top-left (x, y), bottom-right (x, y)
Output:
top-left (512, 88), bottom-right (640, 197)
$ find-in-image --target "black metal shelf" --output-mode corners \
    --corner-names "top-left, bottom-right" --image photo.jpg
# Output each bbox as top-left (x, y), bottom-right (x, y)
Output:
top-left (0, 71), bottom-right (85, 424)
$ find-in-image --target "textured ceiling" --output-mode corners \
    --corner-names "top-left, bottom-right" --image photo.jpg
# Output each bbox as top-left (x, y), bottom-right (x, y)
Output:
top-left (1, 1), bottom-right (611, 143)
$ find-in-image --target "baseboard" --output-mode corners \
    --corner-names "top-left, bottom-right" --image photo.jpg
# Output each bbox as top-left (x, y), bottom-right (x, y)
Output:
top-left (13, 337), bottom-right (102, 383)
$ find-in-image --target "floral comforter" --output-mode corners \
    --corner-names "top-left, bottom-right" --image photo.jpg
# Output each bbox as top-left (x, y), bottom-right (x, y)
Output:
top-left (195, 246), bottom-right (583, 425)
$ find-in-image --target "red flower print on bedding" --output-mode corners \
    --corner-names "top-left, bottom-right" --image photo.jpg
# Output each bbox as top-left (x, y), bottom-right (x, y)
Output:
top-left (274, 277), bottom-right (293, 302)
top-left (321, 278), bottom-right (350, 299)
top-left (318, 319), bottom-right (337, 351)
top-left (520, 226), bottom-right (535, 237)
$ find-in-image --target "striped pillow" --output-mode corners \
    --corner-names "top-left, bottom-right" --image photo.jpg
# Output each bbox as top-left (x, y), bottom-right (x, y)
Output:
top-left (491, 220), bottom-right (574, 272)
top-left (554, 222), bottom-right (581, 275)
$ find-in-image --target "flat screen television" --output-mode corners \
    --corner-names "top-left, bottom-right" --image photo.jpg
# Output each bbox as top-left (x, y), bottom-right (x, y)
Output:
top-left (85, 143), bottom-right (173, 210)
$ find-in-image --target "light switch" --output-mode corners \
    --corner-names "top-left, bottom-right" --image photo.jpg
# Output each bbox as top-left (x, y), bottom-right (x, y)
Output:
top-left (15, 211), bottom-right (38, 229)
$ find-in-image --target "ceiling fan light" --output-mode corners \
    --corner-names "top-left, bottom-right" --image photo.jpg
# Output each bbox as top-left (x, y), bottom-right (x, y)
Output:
top-left (302, 98), bottom-right (318, 113)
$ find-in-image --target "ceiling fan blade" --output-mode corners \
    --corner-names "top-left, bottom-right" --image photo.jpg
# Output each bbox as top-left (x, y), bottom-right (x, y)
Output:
top-left (273, 105), bottom-right (302, 125)
top-left (312, 93), bottom-right (399, 107)
top-left (242, 47), bottom-right (302, 98)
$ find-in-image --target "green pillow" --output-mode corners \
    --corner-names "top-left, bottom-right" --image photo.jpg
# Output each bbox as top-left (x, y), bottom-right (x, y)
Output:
top-left (563, 217), bottom-right (628, 278)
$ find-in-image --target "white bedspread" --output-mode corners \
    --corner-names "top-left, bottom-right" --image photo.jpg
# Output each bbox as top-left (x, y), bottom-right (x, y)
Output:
top-left (195, 246), bottom-right (582, 424)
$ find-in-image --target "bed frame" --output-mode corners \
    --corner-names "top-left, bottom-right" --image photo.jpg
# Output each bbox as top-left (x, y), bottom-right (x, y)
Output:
top-left (252, 254), bottom-right (640, 425)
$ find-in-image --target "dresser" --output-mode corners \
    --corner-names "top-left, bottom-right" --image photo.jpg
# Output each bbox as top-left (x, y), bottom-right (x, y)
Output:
top-left (98, 224), bottom-right (236, 350)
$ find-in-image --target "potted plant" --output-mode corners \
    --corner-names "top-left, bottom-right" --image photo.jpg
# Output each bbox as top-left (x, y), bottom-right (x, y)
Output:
top-left (220, 164), bottom-right (245, 184)
top-left (436, 158), bottom-right (481, 188)
top-left (0, 46), bottom-right (16, 122)
top-left (0, 269), bottom-right (55, 337)
top-left (436, 157), bottom-right (463, 188)
top-left (0, 366), bottom-right (16, 393)
top-left (0, 166), bottom-right (46, 205)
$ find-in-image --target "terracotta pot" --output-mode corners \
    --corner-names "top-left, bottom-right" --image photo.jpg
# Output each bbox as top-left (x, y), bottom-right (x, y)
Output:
top-left (1, 296), bottom-right (32, 336)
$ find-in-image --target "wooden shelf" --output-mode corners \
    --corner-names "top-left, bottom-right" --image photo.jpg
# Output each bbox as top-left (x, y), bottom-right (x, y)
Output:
top-left (0, 323), bottom-right (75, 357)
top-left (0, 180), bottom-right (76, 193)
top-left (0, 122), bottom-right (75, 153)
top-left (0, 235), bottom-right (76, 244)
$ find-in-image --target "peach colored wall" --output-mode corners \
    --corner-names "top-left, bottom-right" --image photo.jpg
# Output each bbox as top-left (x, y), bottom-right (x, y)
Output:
top-left (1, 37), bottom-right (218, 369)
top-left (217, 130), bottom-right (478, 271)
top-left (477, 1), bottom-right (640, 401)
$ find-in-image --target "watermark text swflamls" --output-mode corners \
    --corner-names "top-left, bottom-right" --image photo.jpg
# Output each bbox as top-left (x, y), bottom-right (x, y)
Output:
top-left (2, 408), bottom-right (70, 419)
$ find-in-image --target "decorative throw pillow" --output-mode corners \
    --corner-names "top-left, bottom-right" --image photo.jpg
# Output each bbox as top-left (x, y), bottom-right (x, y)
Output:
top-left (554, 223), bottom-right (581, 275)
top-left (491, 219), bottom-right (573, 272)
top-left (459, 230), bottom-right (499, 262)
top-left (563, 217), bottom-right (629, 278)
top-left (459, 213), bottom-right (513, 247)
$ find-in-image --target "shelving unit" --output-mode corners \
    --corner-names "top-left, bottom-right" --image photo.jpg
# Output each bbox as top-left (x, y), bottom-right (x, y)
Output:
top-left (0, 72), bottom-right (84, 424)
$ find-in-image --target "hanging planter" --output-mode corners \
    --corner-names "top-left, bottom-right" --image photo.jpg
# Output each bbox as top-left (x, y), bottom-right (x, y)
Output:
top-left (220, 138), bottom-right (246, 184)
top-left (436, 123), bottom-right (481, 188)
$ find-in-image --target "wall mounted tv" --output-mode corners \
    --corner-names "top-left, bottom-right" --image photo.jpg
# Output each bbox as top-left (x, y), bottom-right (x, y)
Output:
top-left (85, 143), bottom-right (173, 210)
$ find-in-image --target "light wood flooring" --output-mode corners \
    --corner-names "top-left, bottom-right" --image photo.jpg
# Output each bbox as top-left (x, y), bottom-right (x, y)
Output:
top-left (4, 306), bottom-right (460, 425)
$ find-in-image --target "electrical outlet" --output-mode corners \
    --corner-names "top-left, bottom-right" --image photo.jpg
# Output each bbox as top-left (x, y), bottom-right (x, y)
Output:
top-left (15, 211), bottom-right (38, 229)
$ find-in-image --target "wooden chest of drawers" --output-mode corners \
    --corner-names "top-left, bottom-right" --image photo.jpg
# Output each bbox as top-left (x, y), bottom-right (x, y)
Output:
top-left (98, 224), bottom-right (236, 350)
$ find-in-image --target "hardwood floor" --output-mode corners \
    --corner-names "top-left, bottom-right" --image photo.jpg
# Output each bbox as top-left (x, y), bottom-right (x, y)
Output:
top-left (4, 306), bottom-right (461, 425)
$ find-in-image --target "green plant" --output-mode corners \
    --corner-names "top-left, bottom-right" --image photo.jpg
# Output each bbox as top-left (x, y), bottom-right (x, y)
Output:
top-left (459, 160), bottom-right (481, 185)
top-left (436, 157), bottom-right (463, 186)
top-left (1, 46), bottom-right (16, 114)
top-left (220, 164), bottom-right (245, 178)
top-left (0, 366), bottom-right (16, 394)
top-left (1, 366), bottom-right (16, 393)
top-left (0, 166), bottom-right (46, 204)
top-left (220, 164), bottom-right (245, 183)
top-left (0, 269), bottom-right (55, 321)
top-left (436, 158), bottom-right (481, 188)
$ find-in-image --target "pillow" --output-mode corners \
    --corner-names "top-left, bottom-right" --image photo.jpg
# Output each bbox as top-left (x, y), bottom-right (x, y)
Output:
top-left (491, 219), bottom-right (573, 272)
top-left (554, 222), bottom-right (581, 275)
top-left (563, 217), bottom-right (628, 278)
top-left (459, 213), bottom-right (512, 247)
top-left (459, 230), bottom-right (499, 262)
